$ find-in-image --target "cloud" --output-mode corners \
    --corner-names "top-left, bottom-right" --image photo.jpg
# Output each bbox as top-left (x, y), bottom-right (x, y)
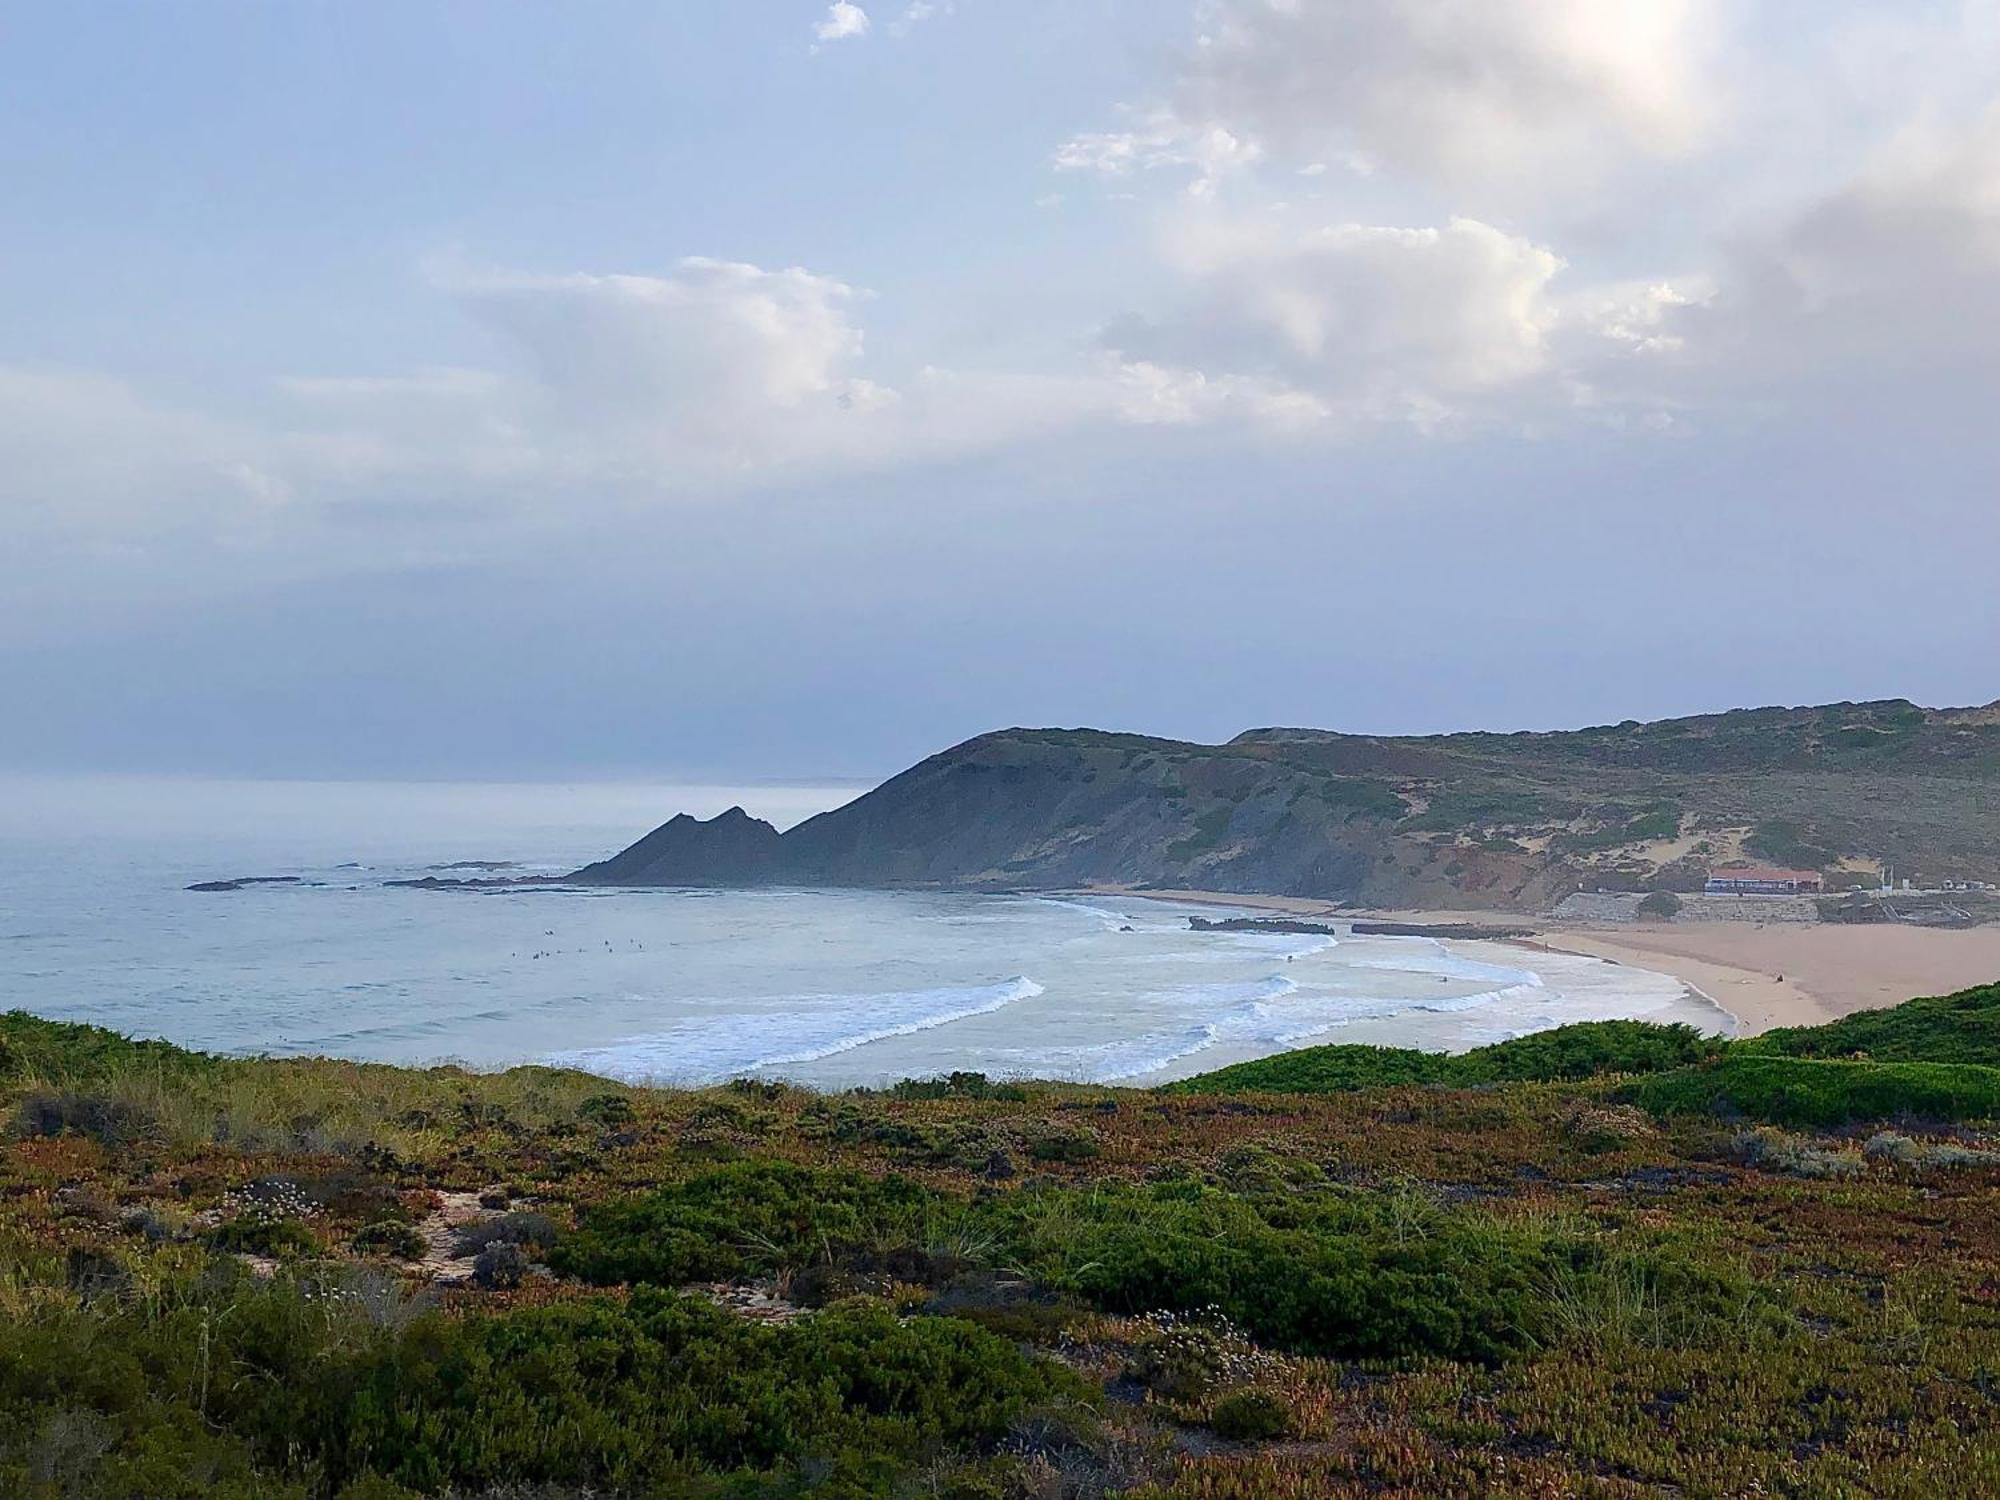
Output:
top-left (813, 3), bottom-right (871, 44)
top-left (452, 259), bottom-right (876, 451)
top-left (890, 2), bottom-right (943, 37)
top-left (1581, 100), bottom-right (2000, 421)
top-left (1737, 105), bottom-right (2000, 363)
top-left (1060, 0), bottom-right (1721, 195)
top-left (1101, 211), bottom-right (1574, 433)
top-left (1054, 109), bottom-right (1263, 196)
top-left (0, 367), bottom-right (285, 535)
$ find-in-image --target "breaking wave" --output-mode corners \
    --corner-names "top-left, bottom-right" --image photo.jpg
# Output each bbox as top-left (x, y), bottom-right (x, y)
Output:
top-left (547, 976), bottom-right (1046, 1084)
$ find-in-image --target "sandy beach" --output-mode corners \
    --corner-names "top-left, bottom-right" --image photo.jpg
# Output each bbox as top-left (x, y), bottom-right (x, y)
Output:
top-left (1094, 887), bottom-right (2000, 1036)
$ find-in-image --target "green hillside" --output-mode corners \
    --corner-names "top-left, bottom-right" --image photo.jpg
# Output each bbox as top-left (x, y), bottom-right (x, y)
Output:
top-left (578, 698), bottom-right (2000, 909)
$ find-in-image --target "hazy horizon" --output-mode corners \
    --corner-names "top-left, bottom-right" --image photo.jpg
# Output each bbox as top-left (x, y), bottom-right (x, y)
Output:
top-left (6, 3), bottom-right (1997, 781)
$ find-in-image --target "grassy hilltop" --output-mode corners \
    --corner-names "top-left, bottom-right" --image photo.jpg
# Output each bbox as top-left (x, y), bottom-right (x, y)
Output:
top-left (575, 699), bottom-right (2000, 910)
top-left (3, 987), bottom-right (2000, 1497)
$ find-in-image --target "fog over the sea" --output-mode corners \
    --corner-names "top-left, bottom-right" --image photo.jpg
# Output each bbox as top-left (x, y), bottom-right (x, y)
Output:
top-left (4, 3), bottom-right (1997, 781)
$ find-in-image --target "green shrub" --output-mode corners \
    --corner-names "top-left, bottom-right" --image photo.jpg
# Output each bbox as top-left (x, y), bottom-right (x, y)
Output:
top-left (1164, 1044), bottom-right (1455, 1095)
top-left (0, 1271), bottom-right (1083, 1498)
top-left (1454, 1021), bottom-right (1726, 1083)
top-left (985, 1180), bottom-right (1558, 1363)
top-left (1739, 982), bottom-right (2000, 1066)
top-left (888, 1071), bottom-right (1029, 1102)
top-left (1628, 1054), bottom-right (2000, 1127)
top-left (350, 1221), bottom-right (425, 1260)
top-left (554, 1167), bottom-right (1579, 1364)
top-left (1209, 1389), bottom-right (1291, 1441)
top-left (1168, 1020), bottom-right (1726, 1095)
top-left (1026, 1129), bottom-right (1101, 1163)
top-left (0, 1011), bottom-right (218, 1086)
top-left (12, 1089), bottom-right (160, 1148)
top-left (1743, 818), bottom-right (1834, 870)
top-left (551, 1161), bottom-right (952, 1286)
top-left (1637, 890), bottom-right (1684, 919)
top-left (576, 1092), bottom-right (635, 1126)
top-left (207, 1216), bottom-right (320, 1258)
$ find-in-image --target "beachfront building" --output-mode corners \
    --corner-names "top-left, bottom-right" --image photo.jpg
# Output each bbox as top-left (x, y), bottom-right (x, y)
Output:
top-left (1705, 867), bottom-right (1825, 895)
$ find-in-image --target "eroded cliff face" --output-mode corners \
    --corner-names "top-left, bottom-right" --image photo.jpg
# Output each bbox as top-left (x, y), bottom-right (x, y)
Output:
top-left (570, 701), bottom-right (2000, 909)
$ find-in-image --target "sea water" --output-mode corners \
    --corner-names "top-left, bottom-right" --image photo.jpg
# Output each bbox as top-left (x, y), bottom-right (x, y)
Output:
top-left (0, 775), bottom-right (1730, 1087)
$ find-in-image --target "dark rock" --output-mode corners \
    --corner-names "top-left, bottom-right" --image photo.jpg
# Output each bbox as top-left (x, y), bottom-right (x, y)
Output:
top-left (1349, 921), bottom-right (1537, 940)
top-left (570, 806), bottom-right (786, 886)
top-left (1189, 916), bottom-right (1339, 936)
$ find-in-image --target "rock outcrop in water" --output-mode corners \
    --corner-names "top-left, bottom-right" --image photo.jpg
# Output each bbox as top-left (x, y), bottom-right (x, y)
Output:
top-left (568, 700), bottom-right (2000, 910)
top-left (571, 806), bottom-right (787, 887)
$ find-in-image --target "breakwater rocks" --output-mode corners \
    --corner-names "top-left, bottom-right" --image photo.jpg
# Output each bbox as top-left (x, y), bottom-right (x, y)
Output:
top-left (1187, 916), bottom-right (1341, 936)
top-left (1186, 915), bottom-right (1538, 941)
top-left (1349, 921), bottom-right (1538, 941)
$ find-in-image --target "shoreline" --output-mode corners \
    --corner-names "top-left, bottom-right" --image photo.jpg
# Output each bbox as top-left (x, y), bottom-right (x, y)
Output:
top-left (1077, 886), bottom-right (2000, 1037)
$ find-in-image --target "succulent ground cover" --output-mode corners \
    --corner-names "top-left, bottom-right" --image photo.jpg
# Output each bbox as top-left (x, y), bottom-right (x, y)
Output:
top-left (2, 990), bottom-right (1998, 1497)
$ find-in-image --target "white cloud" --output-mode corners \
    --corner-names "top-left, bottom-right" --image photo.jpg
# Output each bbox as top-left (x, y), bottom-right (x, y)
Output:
top-left (1060, 0), bottom-right (1721, 196)
top-left (272, 259), bottom-right (1156, 501)
top-left (1054, 108), bottom-right (1263, 196)
top-left (813, 3), bottom-right (871, 44)
top-left (455, 259), bottom-right (872, 437)
top-left (1101, 211), bottom-right (1573, 433)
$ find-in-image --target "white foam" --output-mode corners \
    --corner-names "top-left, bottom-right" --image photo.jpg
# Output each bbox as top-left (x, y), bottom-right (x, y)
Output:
top-left (1412, 980), bottom-right (1544, 1013)
top-left (548, 976), bottom-right (1045, 1084)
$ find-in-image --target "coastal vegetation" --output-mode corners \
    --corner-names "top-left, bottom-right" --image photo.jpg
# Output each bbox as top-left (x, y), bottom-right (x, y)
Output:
top-left (3, 986), bottom-right (1999, 1495)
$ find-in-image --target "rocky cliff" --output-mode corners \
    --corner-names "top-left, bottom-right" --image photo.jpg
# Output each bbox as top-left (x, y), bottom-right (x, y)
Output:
top-left (570, 699), bottom-right (2000, 909)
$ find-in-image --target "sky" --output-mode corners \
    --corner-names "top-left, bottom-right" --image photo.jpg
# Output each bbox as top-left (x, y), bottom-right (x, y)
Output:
top-left (3, 1), bottom-right (1998, 781)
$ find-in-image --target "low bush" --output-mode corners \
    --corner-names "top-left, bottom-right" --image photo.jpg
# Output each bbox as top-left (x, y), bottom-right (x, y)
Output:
top-left (207, 1216), bottom-right (320, 1258)
top-left (1026, 1128), bottom-right (1102, 1164)
top-left (551, 1161), bottom-right (952, 1287)
top-left (1739, 982), bottom-right (2000, 1066)
top-left (1169, 1020), bottom-right (1726, 1095)
top-left (12, 1089), bottom-right (161, 1148)
top-left (1163, 1044), bottom-right (1454, 1095)
top-left (987, 1179), bottom-right (1561, 1363)
top-left (350, 1221), bottom-right (425, 1260)
top-left (888, 1071), bottom-right (1030, 1103)
top-left (1637, 890), bottom-right (1684, 919)
top-left (0, 1011), bottom-right (218, 1086)
top-left (448, 1211), bottom-right (557, 1258)
top-left (1628, 1054), bottom-right (2000, 1127)
top-left (1208, 1389), bottom-right (1291, 1442)
top-left (472, 1242), bottom-right (529, 1290)
top-left (1862, 1130), bottom-right (2000, 1170)
top-left (0, 1271), bottom-right (1084, 1498)
top-left (1730, 1127), bottom-right (1863, 1179)
top-left (555, 1166), bottom-right (1597, 1363)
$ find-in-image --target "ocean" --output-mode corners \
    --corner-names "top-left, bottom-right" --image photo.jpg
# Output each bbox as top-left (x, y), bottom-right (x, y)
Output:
top-left (0, 775), bottom-right (1730, 1087)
